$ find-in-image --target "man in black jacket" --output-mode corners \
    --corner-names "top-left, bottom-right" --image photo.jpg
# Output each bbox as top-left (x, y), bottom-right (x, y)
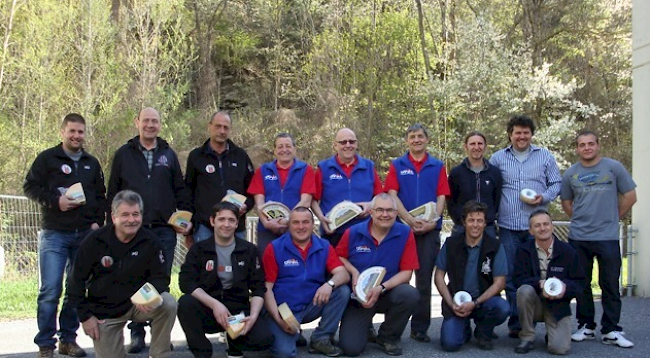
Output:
top-left (185, 111), bottom-right (255, 243)
top-left (177, 202), bottom-right (272, 358)
top-left (24, 113), bottom-right (106, 358)
top-left (107, 107), bottom-right (192, 352)
top-left (447, 131), bottom-right (502, 238)
top-left (513, 209), bottom-right (585, 354)
top-left (66, 190), bottom-right (177, 358)
top-left (434, 201), bottom-right (509, 351)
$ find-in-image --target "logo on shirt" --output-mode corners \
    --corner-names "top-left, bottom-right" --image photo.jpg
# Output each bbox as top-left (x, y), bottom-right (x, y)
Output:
top-left (238, 261), bottom-right (245, 266)
top-left (206, 164), bottom-right (215, 174)
top-left (232, 162), bottom-right (238, 167)
top-left (159, 250), bottom-right (165, 264)
top-left (283, 258), bottom-right (300, 267)
top-left (329, 173), bottom-right (343, 180)
top-left (481, 256), bottom-right (492, 275)
top-left (61, 164), bottom-right (72, 174)
top-left (399, 169), bottom-right (415, 176)
top-left (206, 260), bottom-right (214, 271)
top-left (156, 155), bottom-right (169, 167)
top-left (355, 245), bottom-right (372, 253)
top-left (218, 265), bottom-right (232, 273)
top-left (265, 175), bottom-right (278, 181)
top-left (550, 266), bottom-right (564, 273)
top-left (84, 165), bottom-right (91, 170)
top-left (131, 251), bottom-right (139, 256)
top-left (485, 180), bottom-right (490, 185)
top-left (101, 256), bottom-right (114, 268)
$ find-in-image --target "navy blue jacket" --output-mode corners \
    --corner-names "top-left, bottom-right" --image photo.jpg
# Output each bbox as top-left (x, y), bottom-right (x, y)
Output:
top-left (513, 238), bottom-right (585, 322)
top-left (391, 152), bottom-right (444, 230)
top-left (447, 158), bottom-right (502, 226)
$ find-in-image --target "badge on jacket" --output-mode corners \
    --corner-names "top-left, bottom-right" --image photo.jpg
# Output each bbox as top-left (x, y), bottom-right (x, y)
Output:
top-left (481, 256), bottom-right (492, 275)
top-left (101, 256), bottom-right (114, 268)
top-left (206, 260), bottom-right (214, 271)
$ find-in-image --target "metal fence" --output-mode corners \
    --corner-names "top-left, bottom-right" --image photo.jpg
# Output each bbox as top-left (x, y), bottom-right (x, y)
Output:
top-left (0, 194), bottom-right (621, 278)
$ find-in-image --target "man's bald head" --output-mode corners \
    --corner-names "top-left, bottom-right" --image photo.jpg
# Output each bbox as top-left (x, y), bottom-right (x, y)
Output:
top-left (135, 107), bottom-right (161, 142)
top-left (334, 128), bottom-right (358, 164)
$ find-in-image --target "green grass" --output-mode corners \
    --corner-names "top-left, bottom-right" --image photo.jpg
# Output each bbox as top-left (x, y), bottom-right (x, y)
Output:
top-left (0, 259), bottom-right (630, 321)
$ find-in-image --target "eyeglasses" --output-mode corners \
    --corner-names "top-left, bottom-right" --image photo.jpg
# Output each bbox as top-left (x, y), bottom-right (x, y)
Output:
top-left (336, 139), bottom-right (357, 145)
top-left (373, 208), bottom-right (397, 214)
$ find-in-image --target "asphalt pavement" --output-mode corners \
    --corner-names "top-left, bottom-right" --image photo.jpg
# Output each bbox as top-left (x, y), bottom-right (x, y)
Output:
top-left (2, 293), bottom-right (649, 358)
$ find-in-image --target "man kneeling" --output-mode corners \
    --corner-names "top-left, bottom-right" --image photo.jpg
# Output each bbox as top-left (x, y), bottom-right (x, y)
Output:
top-left (513, 210), bottom-right (584, 355)
top-left (434, 201), bottom-right (509, 351)
top-left (66, 190), bottom-right (177, 358)
top-left (177, 202), bottom-right (273, 358)
top-left (263, 207), bottom-right (350, 358)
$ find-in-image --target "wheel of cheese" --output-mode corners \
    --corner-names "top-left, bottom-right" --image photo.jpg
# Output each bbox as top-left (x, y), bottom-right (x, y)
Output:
top-left (519, 188), bottom-right (537, 204)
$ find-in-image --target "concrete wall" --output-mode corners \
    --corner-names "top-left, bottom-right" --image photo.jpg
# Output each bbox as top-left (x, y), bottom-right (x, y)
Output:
top-left (632, 0), bottom-right (650, 297)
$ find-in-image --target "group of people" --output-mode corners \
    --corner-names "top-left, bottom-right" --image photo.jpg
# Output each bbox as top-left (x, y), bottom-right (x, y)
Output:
top-left (24, 110), bottom-right (636, 358)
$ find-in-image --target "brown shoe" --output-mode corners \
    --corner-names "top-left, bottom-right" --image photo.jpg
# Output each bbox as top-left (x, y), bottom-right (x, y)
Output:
top-left (37, 347), bottom-right (54, 358)
top-left (58, 342), bottom-right (87, 357)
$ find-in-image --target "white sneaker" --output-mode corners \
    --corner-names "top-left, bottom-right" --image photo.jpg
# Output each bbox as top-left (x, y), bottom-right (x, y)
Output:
top-left (571, 327), bottom-right (596, 342)
top-left (602, 331), bottom-right (634, 348)
top-left (217, 331), bottom-right (227, 343)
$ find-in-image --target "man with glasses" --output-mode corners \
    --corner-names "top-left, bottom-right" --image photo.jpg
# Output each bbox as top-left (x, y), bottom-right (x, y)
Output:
top-left (311, 128), bottom-right (384, 247)
top-left (336, 194), bottom-right (419, 356)
top-left (385, 123), bottom-right (450, 343)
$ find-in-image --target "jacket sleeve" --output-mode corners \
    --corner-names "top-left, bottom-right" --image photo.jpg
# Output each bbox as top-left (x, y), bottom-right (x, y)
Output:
top-left (178, 243), bottom-right (201, 294)
top-left (184, 151), bottom-right (197, 214)
top-left (248, 245), bottom-right (267, 298)
top-left (447, 169), bottom-right (460, 225)
top-left (513, 246), bottom-right (541, 294)
top-left (66, 233), bottom-right (97, 322)
top-left (171, 151), bottom-right (192, 212)
top-left (243, 153), bottom-right (255, 212)
top-left (148, 239), bottom-right (170, 294)
top-left (92, 161), bottom-right (107, 226)
top-left (493, 168), bottom-right (503, 217)
top-left (23, 152), bottom-right (59, 209)
top-left (106, 149), bottom-right (123, 217)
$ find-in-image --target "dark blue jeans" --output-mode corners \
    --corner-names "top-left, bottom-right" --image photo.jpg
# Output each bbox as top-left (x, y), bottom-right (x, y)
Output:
top-left (440, 296), bottom-right (509, 351)
top-left (34, 228), bottom-right (91, 348)
top-left (569, 239), bottom-right (622, 334)
top-left (411, 229), bottom-right (441, 335)
top-left (269, 285), bottom-right (351, 358)
top-left (499, 227), bottom-right (533, 331)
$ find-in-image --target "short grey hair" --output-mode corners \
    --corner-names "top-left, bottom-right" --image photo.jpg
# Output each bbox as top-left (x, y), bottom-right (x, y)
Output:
top-left (370, 193), bottom-right (397, 209)
top-left (210, 111), bottom-right (232, 124)
top-left (111, 190), bottom-right (144, 214)
top-left (406, 123), bottom-right (429, 139)
top-left (275, 132), bottom-right (296, 147)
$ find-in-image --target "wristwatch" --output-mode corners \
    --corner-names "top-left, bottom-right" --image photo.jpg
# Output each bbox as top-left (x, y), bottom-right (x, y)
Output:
top-left (327, 280), bottom-right (335, 288)
top-left (380, 284), bottom-right (387, 293)
top-left (473, 299), bottom-right (481, 309)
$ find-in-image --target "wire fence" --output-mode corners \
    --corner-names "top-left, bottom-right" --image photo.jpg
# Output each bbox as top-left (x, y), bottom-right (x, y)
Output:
top-left (0, 194), bottom-right (608, 279)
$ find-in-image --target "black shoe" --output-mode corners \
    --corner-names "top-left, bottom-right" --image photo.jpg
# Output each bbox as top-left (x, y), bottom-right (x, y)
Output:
top-left (368, 326), bottom-right (378, 343)
top-left (126, 333), bottom-right (146, 354)
top-left (409, 331), bottom-right (431, 343)
top-left (376, 339), bottom-right (402, 356)
top-left (474, 328), bottom-right (498, 340)
top-left (297, 332), bottom-right (308, 347)
top-left (309, 339), bottom-right (343, 357)
top-left (508, 329), bottom-right (521, 339)
top-left (476, 336), bottom-right (494, 351)
top-left (514, 340), bottom-right (535, 354)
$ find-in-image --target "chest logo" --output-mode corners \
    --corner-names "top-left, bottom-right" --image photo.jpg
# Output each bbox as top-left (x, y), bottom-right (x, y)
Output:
top-left (206, 164), bottom-right (215, 173)
top-left (283, 258), bottom-right (300, 267)
top-left (61, 164), bottom-right (72, 174)
top-left (156, 155), bottom-right (169, 167)
top-left (84, 165), bottom-right (91, 170)
top-left (265, 175), bottom-right (278, 181)
top-left (485, 180), bottom-right (490, 185)
top-left (355, 245), bottom-right (371, 253)
top-left (232, 162), bottom-right (238, 167)
top-left (238, 261), bottom-right (245, 266)
top-left (481, 256), bottom-right (492, 275)
top-left (158, 250), bottom-right (165, 264)
top-left (399, 169), bottom-right (415, 176)
top-left (550, 266), bottom-right (564, 273)
top-left (101, 256), bottom-right (114, 268)
top-left (218, 265), bottom-right (232, 272)
top-left (329, 173), bottom-right (343, 180)
top-left (206, 260), bottom-right (214, 271)
top-left (131, 251), bottom-right (139, 256)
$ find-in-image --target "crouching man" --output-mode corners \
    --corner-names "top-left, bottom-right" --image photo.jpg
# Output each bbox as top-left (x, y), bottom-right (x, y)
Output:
top-left (263, 206), bottom-right (350, 358)
top-left (177, 202), bottom-right (273, 358)
top-left (513, 210), bottom-right (584, 355)
top-left (336, 193), bottom-right (420, 356)
top-left (66, 190), bottom-right (177, 358)
top-left (434, 201), bottom-right (509, 351)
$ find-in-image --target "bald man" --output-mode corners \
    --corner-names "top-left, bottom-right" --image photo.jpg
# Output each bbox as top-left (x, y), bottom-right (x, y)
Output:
top-left (107, 107), bottom-right (192, 353)
top-left (311, 128), bottom-right (384, 247)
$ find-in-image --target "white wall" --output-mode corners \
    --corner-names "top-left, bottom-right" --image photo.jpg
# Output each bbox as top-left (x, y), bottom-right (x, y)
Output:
top-left (632, 0), bottom-right (650, 296)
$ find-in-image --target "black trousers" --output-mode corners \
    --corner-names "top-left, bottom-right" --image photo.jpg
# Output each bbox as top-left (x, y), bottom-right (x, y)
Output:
top-left (410, 229), bottom-right (441, 334)
top-left (177, 294), bottom-right (273, 357)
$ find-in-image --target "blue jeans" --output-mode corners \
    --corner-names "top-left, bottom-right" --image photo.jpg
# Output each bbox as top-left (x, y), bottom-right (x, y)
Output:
top-left (194, 223), bottom-right (245, 243)
top-left (35, 228), bottom-right (91, 348)
top-left (570, 239), bottom-right (622, 334)
top-left (269, 285), bottom-right (350, 358)
top-left (440, 296), bottom-right (509, 351)
top-left (499, 227), bottom-right (532, 331)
